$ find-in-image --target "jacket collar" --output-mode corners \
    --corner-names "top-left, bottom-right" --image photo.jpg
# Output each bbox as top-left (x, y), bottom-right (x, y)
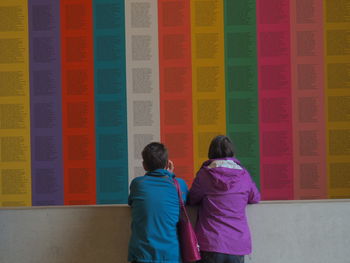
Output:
top-left (145, 169), bottom-right (175, 178)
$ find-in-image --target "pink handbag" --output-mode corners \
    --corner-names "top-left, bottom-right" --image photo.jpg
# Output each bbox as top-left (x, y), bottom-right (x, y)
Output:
top-left (174, 179), bottom-right (201, 262)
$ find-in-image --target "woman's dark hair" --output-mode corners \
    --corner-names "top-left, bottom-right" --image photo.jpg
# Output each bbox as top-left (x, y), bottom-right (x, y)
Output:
top-left (142, 142), bottom-right (168, 171)
top-left (208, 135), bottom-right (235, 159)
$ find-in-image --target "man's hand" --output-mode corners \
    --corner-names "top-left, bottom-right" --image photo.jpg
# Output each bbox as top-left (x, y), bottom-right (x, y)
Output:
top-left (166, 160), bottom-right (174, 173)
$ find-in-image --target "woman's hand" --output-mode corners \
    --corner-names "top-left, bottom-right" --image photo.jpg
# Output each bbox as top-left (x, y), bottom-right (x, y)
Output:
top-left (166, 160), bottom-right (175, 173)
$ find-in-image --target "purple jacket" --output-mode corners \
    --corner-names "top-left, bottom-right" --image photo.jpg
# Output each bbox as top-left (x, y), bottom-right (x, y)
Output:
top-left (188, 157), bottom-right (260, 255)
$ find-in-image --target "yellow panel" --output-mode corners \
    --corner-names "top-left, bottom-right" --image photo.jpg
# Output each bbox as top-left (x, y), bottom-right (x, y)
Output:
top-left (0, 0), bottom-right (31, 206)
top-left (191, 0), bottom-right (226, 171)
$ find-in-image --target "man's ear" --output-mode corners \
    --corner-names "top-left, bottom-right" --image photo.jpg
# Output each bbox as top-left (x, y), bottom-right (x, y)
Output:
top-left (142, 161), bottom-right (148, 172)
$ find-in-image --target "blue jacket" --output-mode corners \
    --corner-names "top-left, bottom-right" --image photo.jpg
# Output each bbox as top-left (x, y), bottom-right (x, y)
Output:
top-left (128, 169), bottom-right (188, 263)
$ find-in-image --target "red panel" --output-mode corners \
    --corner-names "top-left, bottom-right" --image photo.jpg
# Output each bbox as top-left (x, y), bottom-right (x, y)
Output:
top-left (257, 0), bottom-right (294, 200)
top-left (61, 0), bottom-right (96, 204)
top-left (158, 0), bottom-right (194, 186)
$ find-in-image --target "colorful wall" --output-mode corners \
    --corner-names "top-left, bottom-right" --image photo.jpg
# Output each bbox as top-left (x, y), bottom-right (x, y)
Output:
top-left (0, 0), bottom-right (349, 206)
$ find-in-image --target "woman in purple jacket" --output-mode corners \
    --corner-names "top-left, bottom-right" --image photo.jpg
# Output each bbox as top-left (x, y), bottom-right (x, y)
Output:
top-left (188, 135), bottom-right (260, 263)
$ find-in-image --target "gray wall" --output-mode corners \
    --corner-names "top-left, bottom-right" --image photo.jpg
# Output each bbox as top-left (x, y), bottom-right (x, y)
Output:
top-left (1, 200), bottom-right (350, 263)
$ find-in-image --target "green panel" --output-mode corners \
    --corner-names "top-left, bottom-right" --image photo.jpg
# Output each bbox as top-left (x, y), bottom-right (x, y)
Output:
top-left (224, 0), bottom-right (260, 188)
top-left (94, 0), bottom-right (128, 204)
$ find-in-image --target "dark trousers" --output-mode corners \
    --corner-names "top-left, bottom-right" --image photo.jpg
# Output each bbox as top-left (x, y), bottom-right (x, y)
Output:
top-left (199, 251), bottom-right (244, 263)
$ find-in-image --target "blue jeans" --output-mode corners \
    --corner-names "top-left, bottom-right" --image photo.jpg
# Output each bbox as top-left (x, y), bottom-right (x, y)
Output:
top-left (199, 251), bottom-right (244, 263)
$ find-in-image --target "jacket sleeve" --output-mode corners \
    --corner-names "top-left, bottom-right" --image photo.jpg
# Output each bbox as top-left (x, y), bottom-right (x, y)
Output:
top-left (178, 178), bottom-right (189, 204)
top-left (248, 176), bottom-right (261, 204)
top-left (187, 171), bottom-right (205, 205)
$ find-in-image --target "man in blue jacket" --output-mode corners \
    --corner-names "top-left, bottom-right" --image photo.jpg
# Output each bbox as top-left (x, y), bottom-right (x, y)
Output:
top-left (128, 142), bottom-right (188, 263)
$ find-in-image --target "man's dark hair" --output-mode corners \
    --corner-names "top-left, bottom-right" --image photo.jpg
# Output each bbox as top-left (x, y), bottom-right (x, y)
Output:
top-left (208, 135), bottom-right (235, 159)
top-left (142, 142), bottom-right (168, 171)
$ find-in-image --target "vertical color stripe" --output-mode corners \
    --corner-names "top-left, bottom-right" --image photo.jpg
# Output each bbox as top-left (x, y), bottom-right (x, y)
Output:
top-left (0, 0), bottom-right (32, 206)
top-left (290, 0), bottom-right (327, 199)
top-left (125, 0), bottom-right (160, 182)
top-left (324, 0), bottom-right (350, 198)
top-left (191, 0), bottom-right (226, 171)
top-left (93, 0), bottom-right (128, 204)
top-left (61, 0), bottom-right (96, 204)
top-left (257, 0), bottom-right (293, 200)
top-left (224, 0), bottom-right (260, 188)
top-left (29, 0), bottom-right (63, 205)
top-left (158, 0), bottom-right (194, 186)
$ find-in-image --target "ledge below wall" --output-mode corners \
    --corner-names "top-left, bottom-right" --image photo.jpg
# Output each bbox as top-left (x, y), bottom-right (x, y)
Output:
top-left (0, 200), bottom-right (350, 263)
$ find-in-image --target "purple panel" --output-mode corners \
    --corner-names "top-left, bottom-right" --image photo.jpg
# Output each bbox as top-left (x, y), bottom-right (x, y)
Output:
top-left (29, 1), bottom-right (63, 205)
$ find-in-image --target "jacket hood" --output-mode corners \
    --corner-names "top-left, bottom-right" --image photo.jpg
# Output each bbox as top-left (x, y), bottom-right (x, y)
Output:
top-left (201, 157), bottom-right (245, 191)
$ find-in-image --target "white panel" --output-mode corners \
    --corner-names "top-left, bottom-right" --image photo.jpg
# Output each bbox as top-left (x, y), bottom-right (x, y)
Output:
top-left (125, 0), bottom-right (160, 183)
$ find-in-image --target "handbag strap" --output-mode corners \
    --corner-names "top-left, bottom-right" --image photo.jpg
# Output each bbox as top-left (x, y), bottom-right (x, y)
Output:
top-left (173, 178), bottom-right (190, 219)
